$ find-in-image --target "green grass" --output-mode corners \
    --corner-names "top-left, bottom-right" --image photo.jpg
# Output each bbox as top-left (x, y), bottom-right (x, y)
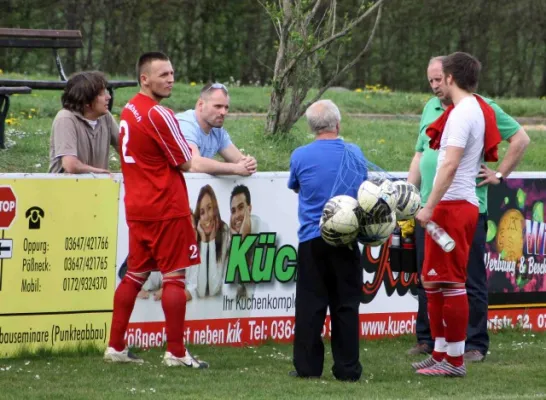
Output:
top-left (1, 81), bottom-right (545, 173)
top-left (2, 72), bottom-right (546, 116)
top-left (2, 107), bottom-right (546, 173)
top-left (1, 331), bottom-right (545, 399)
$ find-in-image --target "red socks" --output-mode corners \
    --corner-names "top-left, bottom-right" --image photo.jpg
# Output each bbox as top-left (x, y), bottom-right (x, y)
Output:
top-left (426, 287), bottom-right (468, 366)
top-left (108, 272), bottom-right (145, 351)
top-left (108, 271), bottom-right (188, 357)
top-left (443, 288), bottom-right (468, 367)
top-left (161, 276), bottom-right (187, 358)
top-left (426, 289), bottom-right (446, 362)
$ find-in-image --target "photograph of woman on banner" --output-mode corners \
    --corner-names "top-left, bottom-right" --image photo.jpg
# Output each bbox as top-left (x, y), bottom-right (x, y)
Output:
top-left (186, 184), bottom-right (230, 299)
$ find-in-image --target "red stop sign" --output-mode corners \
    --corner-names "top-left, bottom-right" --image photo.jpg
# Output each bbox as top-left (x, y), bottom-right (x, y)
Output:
top-left (0, 186), bottom-right (17, 229)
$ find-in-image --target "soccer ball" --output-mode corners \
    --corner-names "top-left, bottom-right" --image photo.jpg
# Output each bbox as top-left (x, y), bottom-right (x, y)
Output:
top-left (356, 209), bottom-right (396, 246)
top-left (392, 180), bottom-right (421, 220)
top-left (357, 177), bottom-right (398, 219)
top-left (320, 195), bottom-right (360, 246)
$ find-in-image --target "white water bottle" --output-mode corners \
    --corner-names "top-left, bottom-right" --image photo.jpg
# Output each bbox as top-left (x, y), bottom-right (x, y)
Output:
top-left (426, 221), bottom-right (455, 252)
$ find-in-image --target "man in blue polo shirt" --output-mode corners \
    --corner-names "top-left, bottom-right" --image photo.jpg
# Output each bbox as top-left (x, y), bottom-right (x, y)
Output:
top-left (175, 83), bottom-right (257, 176)
top-left (288, 99), bottom-right (367, 381)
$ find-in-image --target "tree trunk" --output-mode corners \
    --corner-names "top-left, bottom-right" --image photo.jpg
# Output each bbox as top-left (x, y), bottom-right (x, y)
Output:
top-left (265, 85), bottom-right (286, 135)
top-left (262, 0), bottom-right (384, 135)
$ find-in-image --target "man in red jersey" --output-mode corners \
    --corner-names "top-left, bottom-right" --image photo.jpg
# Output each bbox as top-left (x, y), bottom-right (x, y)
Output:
top-left (104, 52), bottom-right (208, 368)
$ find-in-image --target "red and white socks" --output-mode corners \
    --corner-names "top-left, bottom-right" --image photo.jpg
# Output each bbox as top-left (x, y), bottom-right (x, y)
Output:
top-left (421, 287), bottom-right (468, 371)
top-left (443, 288), bottom-right (468, 367)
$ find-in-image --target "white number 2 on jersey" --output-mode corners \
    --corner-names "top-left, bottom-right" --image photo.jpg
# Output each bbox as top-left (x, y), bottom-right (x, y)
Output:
top-left (120, 120), bottom-right (136, 164)
top-left (189, 244), bottom-right (198, 259)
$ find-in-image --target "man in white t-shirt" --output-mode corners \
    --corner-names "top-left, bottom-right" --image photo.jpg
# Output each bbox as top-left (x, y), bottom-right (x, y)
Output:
top-left (175, 83), bottom-right (257, 176)
top-left (414, 52), bottom-right (499, 378)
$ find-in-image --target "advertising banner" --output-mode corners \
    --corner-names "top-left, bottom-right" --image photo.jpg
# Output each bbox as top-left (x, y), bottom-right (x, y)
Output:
top-left (486, 176), bottom-right (546, 308)
top-left (118, 173), bottom-right (421, 347)
top-left (0, 176), bottom-right (119, 357)
top-left (119, 173), bottom-right (546, 347)
top-left (1, 172), bottom-right (545, 355)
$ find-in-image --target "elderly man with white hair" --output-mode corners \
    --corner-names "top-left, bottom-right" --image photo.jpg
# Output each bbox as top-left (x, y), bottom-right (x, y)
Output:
top-left (287, 99), bottom-right (368, 381)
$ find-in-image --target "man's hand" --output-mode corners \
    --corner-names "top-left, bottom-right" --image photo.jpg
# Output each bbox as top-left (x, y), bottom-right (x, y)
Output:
top-left (415, 206), bottom-right (433, 228)
top-left (241, 207), bottom-right (252, 238)
top-left (92, 168), bottom-right (111, 174)
top-left (61, 155), bottom-right (111, 174)
top-left (152, 288), bottom-right (162, 301)
top-left (209, 218), bottom-right (218, 242)
top-left (137, 289), bottom-right (150, 299)
top-left (233, 158), bottom-right (252, 176)
top-left (476, 163), bottom-right (500, 187)
top-left (242, 155), bottom-right (257, 174)
top-left (197, 221), bottom-right (207, 242)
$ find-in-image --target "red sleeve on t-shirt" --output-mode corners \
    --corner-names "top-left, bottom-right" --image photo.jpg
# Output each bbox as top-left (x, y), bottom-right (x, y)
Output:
top-left (148, 105), bottom-right (192, 166)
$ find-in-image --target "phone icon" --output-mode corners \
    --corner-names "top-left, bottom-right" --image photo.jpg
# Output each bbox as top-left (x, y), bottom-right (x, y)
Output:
top-left (25, 206), bottom-right (45, 230)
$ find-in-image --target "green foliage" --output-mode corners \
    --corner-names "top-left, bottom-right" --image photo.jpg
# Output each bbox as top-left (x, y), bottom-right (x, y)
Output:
top-left (2, 0), bottom-right (545, 97)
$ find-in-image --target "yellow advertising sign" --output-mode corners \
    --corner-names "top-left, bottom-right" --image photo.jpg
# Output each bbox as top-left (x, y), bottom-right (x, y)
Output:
top-left (0, 314), bottom-right (111, 357)
top-left (0, 177), bottom-right (119, 357)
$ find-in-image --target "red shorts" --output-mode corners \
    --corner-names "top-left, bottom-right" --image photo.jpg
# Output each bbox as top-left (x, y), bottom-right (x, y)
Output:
top-left (422, 200), bottom-right (478, 284)
top-left (127, 215), bottom-right (200, 275)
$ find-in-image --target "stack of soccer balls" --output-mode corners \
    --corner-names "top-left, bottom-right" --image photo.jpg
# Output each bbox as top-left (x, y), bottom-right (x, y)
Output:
top-left (319, 177), bottom-right (421, 247)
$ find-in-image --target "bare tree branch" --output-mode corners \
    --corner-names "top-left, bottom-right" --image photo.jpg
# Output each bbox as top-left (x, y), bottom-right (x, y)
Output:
top-left (304, 0), bottom-right (323, 27)
top-left (299, 3), bottom-right (383, 116)
top-left (313, 5), bottom-right (329, 38)
top-left (331, 0), bottom-right (336, 36)
top-left (264, 0), bottom-right (388, 135)
top-left (255, 56), bottom-right (276, 74)
top-left (257, 0), bottom-right (281, 39)
top-left (280, 0), bottom-right (385, 81)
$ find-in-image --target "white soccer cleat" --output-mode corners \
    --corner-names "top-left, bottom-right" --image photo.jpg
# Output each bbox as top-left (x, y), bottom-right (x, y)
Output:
top-left (163, 349), bottom-right (209, 368)
top-left (103, 347), bottom-right (144, 364)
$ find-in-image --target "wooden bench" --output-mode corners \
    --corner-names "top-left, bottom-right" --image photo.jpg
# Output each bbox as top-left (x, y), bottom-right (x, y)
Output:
top-left (0, 28), bottom-right (138, 148)
top-left (0, 86), bottom-right (32, 149)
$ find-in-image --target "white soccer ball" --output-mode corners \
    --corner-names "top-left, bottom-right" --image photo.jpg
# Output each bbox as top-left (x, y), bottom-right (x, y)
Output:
top-left (357, 177), bottom-right (398, 219)
top-left (319, 195), bottom-right (360, 246)
top-left (356, 209), bottom-right (396, 246)
top-left (392, 180), bottom-right (421, 220)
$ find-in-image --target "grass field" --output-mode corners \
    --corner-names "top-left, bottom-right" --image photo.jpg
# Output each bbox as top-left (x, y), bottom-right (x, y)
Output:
top-left (3, 72), bottom-right (546, 116)
top-left (1, 331), bottom-right (545, 400)
top-left (1, 82), bottom-right (546, 173)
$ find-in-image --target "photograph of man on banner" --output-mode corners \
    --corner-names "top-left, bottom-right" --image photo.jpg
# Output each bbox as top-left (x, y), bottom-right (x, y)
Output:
top-left (229, 184), bottom-right (270, 298)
